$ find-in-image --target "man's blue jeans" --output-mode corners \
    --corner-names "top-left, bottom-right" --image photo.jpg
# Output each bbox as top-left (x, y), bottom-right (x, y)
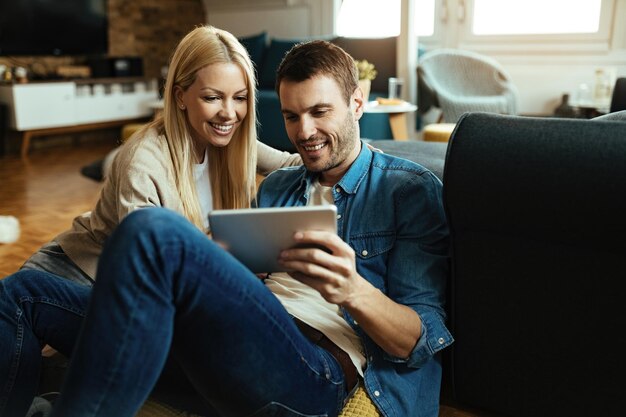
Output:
top-left (3, 208), bottom-right (348, 417)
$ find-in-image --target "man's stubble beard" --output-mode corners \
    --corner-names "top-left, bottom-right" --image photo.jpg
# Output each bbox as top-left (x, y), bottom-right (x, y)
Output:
top-left (306, 111), bottom-right (358, 174)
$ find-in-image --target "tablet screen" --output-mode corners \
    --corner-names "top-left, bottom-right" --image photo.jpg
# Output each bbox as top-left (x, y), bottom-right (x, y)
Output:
top-left (208, 205), bottom-right (338, 273)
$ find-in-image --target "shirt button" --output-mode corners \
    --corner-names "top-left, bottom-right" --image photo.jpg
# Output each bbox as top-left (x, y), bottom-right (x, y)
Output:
top-left (438, 337), bottom-right (445, 345)
top-left (369, 356), bottom-right (374, 362)
top-left (335, 186), bottom-right (341, 193)
top-left (353, 319), bottom-right (358, 325)
top-left (337, 214), bottom-right (342, 220)
top-left (374, 390), bottom-right (380, 397)
top-left (361, 250), bottom-right (368, 256)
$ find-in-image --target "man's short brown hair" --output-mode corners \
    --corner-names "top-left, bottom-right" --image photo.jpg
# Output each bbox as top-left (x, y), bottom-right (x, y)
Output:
top-left (275, 40), bottom-right (359, 104)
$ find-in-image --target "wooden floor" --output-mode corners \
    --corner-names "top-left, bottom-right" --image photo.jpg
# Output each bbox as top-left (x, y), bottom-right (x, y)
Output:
top-left (0, 142), bottom-right (115, 277)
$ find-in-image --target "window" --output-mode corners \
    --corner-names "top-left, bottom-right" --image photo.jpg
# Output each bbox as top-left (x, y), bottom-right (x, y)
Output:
top-left (336, 0), bottom-right (434, 38)
top-left (417, 0), bottom-right (615, 52)
top-left (472, 0), bottom-right (602, 35)
top-left (336, 0), bottom-right (615, 51)
top-left (337, 0), bottom-right (400, 38)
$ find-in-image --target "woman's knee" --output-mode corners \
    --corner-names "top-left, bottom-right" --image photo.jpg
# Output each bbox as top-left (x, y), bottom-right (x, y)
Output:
top-left (1, 269), bottom-right (58, 300)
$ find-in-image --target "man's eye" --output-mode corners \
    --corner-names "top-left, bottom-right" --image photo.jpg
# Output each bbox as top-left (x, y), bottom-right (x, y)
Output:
top-left (313, 110), bottom-right (327, 117)
top-left (284, 115), bottom-right (298, 121)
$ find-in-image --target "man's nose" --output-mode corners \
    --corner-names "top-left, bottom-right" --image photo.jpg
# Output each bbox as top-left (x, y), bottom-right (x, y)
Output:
top-left (297, 117), bottom-right (316, 140)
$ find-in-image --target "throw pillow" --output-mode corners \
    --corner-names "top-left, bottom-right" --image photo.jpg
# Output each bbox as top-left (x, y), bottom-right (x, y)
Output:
top-left (238, 31), bottom-right (268, 72)
top-left (259, 38), bottom-right (303, 90)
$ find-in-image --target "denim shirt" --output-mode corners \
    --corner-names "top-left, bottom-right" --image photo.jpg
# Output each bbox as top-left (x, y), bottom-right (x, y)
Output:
top-left (256, 143), bottom-right (454, 417)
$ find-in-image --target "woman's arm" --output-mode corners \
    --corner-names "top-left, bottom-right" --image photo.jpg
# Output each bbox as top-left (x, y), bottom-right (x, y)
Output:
top-left (256, 140), bottom-right (302, 176)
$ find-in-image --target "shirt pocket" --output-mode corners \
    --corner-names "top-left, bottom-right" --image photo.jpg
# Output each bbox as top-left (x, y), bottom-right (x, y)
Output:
top-left (350, 232), bottom-right (395, 290)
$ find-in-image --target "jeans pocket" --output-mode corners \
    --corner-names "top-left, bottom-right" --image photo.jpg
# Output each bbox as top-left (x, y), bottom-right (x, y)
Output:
top-left (245, 401), bottom-right (328, 417)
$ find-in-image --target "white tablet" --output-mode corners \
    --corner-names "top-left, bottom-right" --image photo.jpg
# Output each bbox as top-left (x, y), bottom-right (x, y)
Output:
top-left (208, 205), bottom-right (338, 273)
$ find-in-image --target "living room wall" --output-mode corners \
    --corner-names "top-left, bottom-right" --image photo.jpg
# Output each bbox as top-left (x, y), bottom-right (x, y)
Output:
top-left (0, 0), bottom-right (206, 80)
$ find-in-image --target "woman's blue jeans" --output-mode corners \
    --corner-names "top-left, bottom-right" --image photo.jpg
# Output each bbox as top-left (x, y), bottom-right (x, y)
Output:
top-left (1, 208), bottom-right (348, 417)
top-left (0, 269), bottom-right (90, 417)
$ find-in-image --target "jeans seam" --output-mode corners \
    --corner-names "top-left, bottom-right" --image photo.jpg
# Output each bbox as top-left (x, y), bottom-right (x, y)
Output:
top-left (18, 296), bottom-right (87, 316)
top-left (0, 308), bottom-right (23, 413)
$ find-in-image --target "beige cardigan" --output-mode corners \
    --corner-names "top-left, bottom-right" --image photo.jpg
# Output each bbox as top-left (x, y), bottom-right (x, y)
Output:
top-left (55, 129), bottom-right (301, 279)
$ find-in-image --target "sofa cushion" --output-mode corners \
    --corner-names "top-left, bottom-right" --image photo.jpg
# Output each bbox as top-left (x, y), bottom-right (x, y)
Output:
top-left (259, 38), bottom-right (303, 90)
top-left (369, 140), bottom-right (447, 181)
top-left (443, 112), bottom-right (626, 417)
top-left (238, 31), bottom-right (268, 73)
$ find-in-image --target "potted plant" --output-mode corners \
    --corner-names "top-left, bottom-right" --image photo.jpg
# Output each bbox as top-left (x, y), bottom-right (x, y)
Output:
top-left (355, 59), bottom-right (377, 102)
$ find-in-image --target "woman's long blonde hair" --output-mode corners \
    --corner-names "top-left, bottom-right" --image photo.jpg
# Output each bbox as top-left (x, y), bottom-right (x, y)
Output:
top-left (133, 25), bottom-right (257, 230)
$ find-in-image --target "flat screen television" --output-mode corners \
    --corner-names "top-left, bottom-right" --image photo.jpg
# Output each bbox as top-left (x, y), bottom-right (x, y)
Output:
top-left (0, 0), bottom-right (108, 56)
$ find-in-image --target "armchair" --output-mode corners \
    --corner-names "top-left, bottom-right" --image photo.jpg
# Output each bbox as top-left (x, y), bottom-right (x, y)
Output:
top-left (417, 49), bottom-right (518, 123)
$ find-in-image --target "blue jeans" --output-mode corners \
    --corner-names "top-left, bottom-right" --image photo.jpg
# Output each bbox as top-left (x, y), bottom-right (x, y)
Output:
top-left (0, 269), bottom-right (91, 417)
top-left (44, 208), bottom-right (347, 417)
top-left (0, 271), bottom-right (220, 417)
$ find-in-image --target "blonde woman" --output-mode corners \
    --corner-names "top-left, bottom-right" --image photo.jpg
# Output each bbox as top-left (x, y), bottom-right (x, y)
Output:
top-left (0, 25), bottom-right (299, 417)
top-left (19, 25), bottom-right (300, 285)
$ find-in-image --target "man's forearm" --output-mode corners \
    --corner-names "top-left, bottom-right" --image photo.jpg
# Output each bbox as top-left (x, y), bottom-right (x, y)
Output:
top-left (342, 277), bottom-right (422, 359)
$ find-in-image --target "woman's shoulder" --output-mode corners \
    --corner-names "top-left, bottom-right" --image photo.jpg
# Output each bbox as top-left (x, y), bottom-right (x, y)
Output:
top-left (115, 127), bottom-right (171, 170)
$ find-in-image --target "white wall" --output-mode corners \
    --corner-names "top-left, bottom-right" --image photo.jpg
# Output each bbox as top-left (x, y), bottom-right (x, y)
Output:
top-left (203, 0), bottom-right (337, 38)
top-left (499, 52), bottom-right (626, 114)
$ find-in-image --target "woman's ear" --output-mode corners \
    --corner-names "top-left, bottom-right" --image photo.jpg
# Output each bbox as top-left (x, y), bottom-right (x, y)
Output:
top-left (174, 85), bottom-right (185, 110)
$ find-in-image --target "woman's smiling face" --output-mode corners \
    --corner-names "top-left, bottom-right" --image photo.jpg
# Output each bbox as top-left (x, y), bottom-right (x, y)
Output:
top-left (175, 62), bottom-right (248, 152)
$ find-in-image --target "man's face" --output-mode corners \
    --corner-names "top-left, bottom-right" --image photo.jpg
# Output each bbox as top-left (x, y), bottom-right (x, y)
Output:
top-left (279, 75), bottom-right (364, 185)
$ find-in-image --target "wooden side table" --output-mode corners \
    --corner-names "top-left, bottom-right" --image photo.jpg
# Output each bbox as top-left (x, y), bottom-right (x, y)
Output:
top-left (364, 101), bottom-right (418, 140)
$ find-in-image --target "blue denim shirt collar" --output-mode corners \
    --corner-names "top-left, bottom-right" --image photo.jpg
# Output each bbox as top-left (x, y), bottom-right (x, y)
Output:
top-left (301, 140), bottom-right (372, 195)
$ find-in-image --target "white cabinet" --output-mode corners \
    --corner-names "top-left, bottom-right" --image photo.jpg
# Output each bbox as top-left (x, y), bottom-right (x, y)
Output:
top-left (0, 83), bottom-right (76, 130)
top-left (0, 79), bottom-right (159, 131)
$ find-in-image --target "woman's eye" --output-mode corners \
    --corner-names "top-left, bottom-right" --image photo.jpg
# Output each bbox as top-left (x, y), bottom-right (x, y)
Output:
top-left (235, 95), bottom-right (248, 102)
top-left (204, 96), bottom-right (219, 102)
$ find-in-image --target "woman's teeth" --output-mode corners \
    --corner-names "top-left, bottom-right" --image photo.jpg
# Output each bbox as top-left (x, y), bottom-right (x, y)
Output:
top-left (303, 143), bottom-right (326, 151)
top-left (211, 123), bottom-right (233, 133)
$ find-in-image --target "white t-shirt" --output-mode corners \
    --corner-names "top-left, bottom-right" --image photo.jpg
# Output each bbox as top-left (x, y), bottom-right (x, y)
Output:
top-left (265, 179), bottom-right (366, 376)
top-left (193, 149), bottom-right (213, 229)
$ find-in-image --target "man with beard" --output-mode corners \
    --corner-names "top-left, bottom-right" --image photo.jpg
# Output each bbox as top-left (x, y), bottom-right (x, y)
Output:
top-left (44, 40), bottom-right (452, 417)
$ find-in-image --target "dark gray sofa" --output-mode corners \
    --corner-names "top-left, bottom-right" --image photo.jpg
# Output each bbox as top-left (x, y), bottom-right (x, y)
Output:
top-left (439, 111), bottom-right (626, 417)
top-left (370, 139), bottom-right (447, 180)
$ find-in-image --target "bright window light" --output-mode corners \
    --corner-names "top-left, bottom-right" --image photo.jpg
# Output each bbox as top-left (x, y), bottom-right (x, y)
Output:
top-left (415, 0), bottom-right (435, 36)
top-left (472, 0), bottom-right (602, 35)
top-left (337, 0), bottom-right (400, 38)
